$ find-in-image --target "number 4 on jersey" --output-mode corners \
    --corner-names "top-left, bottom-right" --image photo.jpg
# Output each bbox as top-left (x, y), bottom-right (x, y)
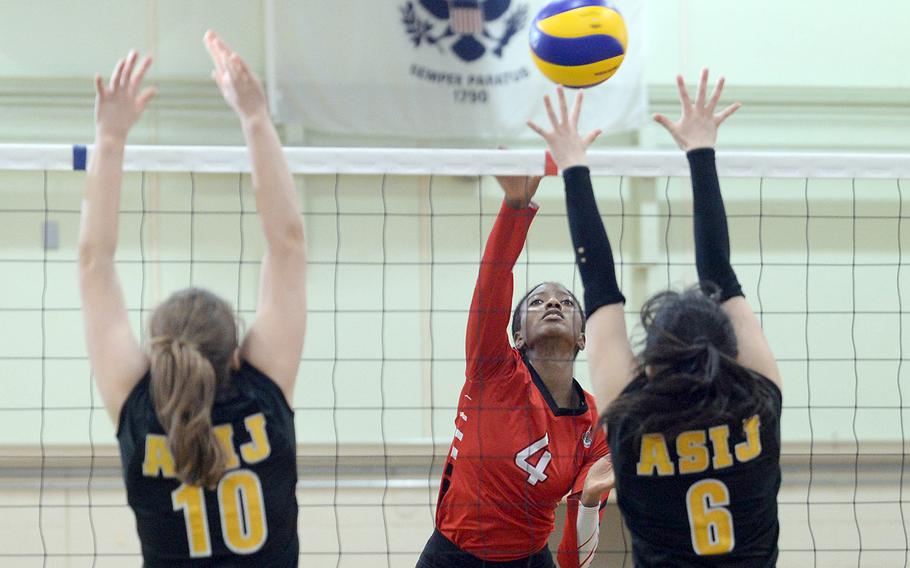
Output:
top-left (515, 434), bottom-right (552, 486)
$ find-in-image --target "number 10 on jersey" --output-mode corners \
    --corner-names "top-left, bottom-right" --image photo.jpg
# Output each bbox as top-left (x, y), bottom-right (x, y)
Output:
top-left (172, 469), bottom-right (268, 557)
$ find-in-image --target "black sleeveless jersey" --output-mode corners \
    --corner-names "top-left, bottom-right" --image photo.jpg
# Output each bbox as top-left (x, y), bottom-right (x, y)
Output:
top-left (117, 362), bottom-right (299, 567)
top-left (607, 374), bottom-right (782, 567)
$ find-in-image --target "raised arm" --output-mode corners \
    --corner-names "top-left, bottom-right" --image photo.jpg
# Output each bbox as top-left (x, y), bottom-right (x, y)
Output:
top-left (465, 175), bottom-right (540, 381)
top-left (528, 87), bottom-right (635, 409)
top-left (204, 31), bottom-right (307, 402)
top-left (654, 69), bottom-right (781, 389)
top-left (79, 52), bottom-right (157, 422)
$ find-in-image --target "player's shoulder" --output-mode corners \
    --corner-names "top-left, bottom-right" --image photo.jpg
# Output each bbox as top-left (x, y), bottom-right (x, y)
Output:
top-left (116, 372), bottom-right (153, 437)
top-left (467, 348), bottom-right (532, 393)
top-left (236, 360), bottom-right (293, 409)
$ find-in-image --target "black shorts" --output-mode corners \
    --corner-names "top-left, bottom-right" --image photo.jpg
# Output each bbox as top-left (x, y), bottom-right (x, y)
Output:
top-left (416, 529), bottom-right (556, 568)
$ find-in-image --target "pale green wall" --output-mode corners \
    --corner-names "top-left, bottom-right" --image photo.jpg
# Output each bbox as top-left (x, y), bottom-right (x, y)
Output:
top-left (644, 0), bottom-right (910, 88)
top-left (0, 0), bottom-right (908, 148)
top-left (0, 0), bottom-right (264, 145)
top-left (0, 1), bottom-right (264, 78)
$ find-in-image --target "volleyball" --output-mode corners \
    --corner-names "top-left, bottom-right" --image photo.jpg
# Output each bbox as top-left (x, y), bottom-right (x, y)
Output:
top-left (529, 0), bottom-right (628, 88)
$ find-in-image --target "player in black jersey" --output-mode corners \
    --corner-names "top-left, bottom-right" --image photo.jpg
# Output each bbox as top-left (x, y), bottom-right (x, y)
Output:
top-left (79, 32), bottom-right (306, 567)
top-left (528, 72), bottom-right (782, 566)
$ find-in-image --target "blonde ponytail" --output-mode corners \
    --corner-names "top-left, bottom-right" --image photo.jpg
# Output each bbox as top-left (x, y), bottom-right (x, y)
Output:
top-left (150, 337), bottom-right (226, 488)
top-left (147, 288), bottom-right (238, 489)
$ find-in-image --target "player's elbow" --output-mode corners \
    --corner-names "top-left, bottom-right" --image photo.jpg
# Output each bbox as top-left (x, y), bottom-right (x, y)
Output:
top-left (283, 218), bottom-right (306, 247)
top-left (77, 239), bottom-right (116, 272)
top-left (269, 221), bottom-right (307, 258)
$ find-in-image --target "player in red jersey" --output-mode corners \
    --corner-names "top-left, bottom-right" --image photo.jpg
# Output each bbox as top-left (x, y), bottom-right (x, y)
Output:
top-left (417, 168), bottom-right (615, 567)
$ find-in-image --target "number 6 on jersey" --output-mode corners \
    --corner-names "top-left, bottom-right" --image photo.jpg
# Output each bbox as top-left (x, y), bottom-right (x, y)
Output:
top-left (686, 479), bottom-right (735, 555)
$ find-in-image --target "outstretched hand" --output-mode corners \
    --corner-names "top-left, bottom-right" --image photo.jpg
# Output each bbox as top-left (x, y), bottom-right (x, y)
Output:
top-left (204, 30), bottom-right (267, 121)
top-left (581, 453), bottom-right (615, 507)
top-left (527, 86), bottom-right (602, 171)
top-left (94, 51), bottom-right (156, 141)
top-left (653, 69), bottom-right (741, 151)
top-left (496, 174), bottom-right (542, 211)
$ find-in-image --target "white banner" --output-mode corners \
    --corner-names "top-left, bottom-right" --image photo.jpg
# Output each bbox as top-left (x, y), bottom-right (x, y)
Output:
top-left (267, 0), bottom-right (646, 140)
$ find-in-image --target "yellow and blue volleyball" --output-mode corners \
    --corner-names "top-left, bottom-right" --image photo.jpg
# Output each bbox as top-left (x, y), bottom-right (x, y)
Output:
top-left (529, 0), bottom-right (628, 88)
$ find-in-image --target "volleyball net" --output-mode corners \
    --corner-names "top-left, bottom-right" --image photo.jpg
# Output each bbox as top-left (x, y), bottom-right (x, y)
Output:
top-left (0, 144), bottom-right (909, 566)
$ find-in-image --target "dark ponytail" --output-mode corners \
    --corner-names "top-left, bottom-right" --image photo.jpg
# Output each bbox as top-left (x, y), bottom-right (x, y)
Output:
top-left (604, 285), bottom-right (778, 443)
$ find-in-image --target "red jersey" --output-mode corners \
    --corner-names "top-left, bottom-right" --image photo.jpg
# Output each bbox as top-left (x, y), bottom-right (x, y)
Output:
top-left (434, 201), bottom-right (609, 565)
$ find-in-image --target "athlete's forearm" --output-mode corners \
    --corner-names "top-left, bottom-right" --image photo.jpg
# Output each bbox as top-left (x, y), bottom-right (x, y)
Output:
top-left (564, 166), bottom-right (625, 318)
top-left (558, 495), bottom-right (603, 568)
top-left (476, 200), bottom-right (536, 286)
top-left (79, 134), bottom-right (126, 264)
top-left (576, 502), bottom-right (601, 568)
top-left (241, 110), bottom-right (305, 253)
top-left (466, 200), bottom-right (536, 377)
top-left (688, 148), bottom-right (743, 301)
